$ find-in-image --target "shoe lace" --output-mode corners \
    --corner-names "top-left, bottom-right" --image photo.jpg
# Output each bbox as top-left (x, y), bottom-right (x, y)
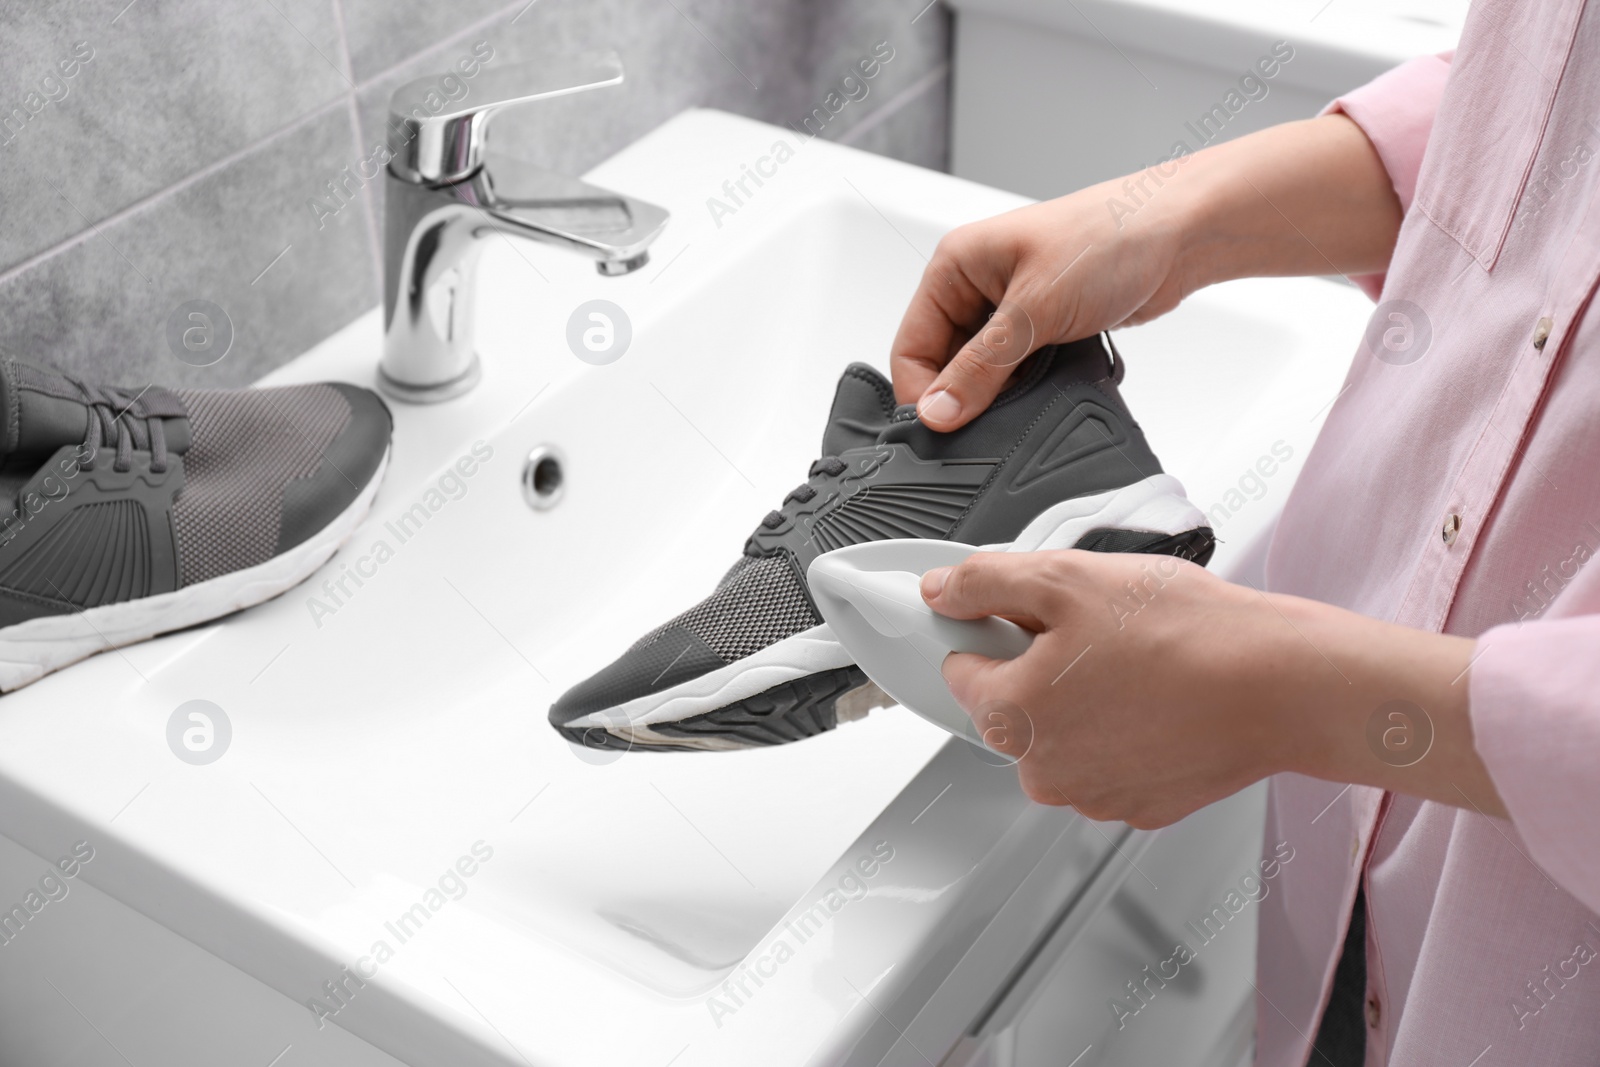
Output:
top-left (759, 456), bottom-right (850, 529)
top-left (67, 377), bottom-right (186, 474)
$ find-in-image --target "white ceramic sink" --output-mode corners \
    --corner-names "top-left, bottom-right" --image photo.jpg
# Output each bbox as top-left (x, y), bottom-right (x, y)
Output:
top-left (0, 110), bottom-right (1373, 1067)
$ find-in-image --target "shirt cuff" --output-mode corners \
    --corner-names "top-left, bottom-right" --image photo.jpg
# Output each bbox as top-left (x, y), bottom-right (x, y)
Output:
top-left (1320, 52), bottom-right (1454, 298)
top-left (1470, 616), bottom-right (1600, 914)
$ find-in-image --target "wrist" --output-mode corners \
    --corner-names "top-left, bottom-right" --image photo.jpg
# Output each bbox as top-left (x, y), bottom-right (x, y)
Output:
top-left (1257, 591), bottom-right (1501, 812)
top-left (1165, 145), bottom-right (1260, 292)
top-left (1264, 593), bottom-right (1379, 781)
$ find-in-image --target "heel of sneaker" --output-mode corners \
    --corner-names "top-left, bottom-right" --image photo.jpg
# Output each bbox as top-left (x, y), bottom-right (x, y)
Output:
top-left (1002, 474), bottom-right (1213, 559)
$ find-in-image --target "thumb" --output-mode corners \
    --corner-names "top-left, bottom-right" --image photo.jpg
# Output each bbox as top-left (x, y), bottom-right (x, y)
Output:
top-left (922, 552), bottom-right (1056, 627)
top-left (916, 297), bottom-right (1038, 431)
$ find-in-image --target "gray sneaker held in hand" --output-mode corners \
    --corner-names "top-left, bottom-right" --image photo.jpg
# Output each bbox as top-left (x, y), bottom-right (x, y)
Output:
top-left (550, 336), bottom-right (1214, 753)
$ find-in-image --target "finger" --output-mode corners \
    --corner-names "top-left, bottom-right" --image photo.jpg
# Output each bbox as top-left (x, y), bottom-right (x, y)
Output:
top-left (940, 650), bottom-right (1010, 713)
top-left (942, 653), bottom-right (1038, 759)
top-left (916, 294), bottom-right (1040, 431)
top-left (922, 552), bottom-right (1065, 624)
top-left (888, 306), bottom-right (955, 406)
top-left (889, 269), bottom-right (992, 405)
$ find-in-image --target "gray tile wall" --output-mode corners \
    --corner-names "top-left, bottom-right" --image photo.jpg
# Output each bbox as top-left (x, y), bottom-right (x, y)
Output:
top-left (0, 0), bottom-right (951, 388)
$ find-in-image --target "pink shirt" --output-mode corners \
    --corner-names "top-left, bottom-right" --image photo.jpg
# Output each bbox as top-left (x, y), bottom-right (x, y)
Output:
top-left (1259, 1), bottom-right (1600, 1063)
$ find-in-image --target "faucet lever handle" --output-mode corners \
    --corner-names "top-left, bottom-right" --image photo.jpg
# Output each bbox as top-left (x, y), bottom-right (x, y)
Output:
top-left (388, 51), bottom-right (625, 185)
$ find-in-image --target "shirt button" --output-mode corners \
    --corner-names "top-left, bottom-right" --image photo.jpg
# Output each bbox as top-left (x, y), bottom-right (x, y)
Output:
top-left (1366, 995), bottom-right (1382, 1029)
top-left (1442, 514), bottom-right (1461, 545)
top-left (1533, 317), bottom-right (1553, 349)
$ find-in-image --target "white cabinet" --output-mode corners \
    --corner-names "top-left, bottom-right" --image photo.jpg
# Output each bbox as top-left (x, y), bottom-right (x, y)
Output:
top-left (948, 0), bottom-right (1466, 198)
top-left (940, 787), bottom-right (1266, 1067)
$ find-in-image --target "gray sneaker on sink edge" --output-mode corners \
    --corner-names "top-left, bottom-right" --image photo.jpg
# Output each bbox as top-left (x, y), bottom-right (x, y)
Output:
top-left (0, 358), bottom-right (391, 690)
top-left (549, 335), bottom-right (1214, 753)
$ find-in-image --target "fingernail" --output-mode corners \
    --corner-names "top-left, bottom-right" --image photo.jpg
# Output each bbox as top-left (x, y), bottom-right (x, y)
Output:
top-left (918, 389), bottom-right (961, 426)
top-left (922, 566), bottom-right (950, 599)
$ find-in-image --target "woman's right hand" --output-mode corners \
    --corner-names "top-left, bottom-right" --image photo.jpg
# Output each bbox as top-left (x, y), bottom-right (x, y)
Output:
top-left (889, 114), bottom-right (1405, 431)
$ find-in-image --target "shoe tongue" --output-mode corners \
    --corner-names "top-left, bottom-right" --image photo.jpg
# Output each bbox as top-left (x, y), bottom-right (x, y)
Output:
top-left (0, 360), bottom-right (95, 457)
top-left (0, 359), bottom-right (189, 458)
top-left (820, 363), bottom-right (897, 456)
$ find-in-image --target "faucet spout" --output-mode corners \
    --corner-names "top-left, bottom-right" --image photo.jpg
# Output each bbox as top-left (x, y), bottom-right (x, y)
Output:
top-left (467, 155), bottom-right (668, 268)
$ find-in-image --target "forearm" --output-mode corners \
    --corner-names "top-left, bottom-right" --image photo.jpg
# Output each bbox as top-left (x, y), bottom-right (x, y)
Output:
top-left (1135, 114), bottom-right (1404, 291)
top-left (1262, 591), bottom-right (1505, 816)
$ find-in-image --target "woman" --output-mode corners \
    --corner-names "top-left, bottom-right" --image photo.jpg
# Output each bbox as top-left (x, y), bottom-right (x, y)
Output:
top-left (894, 2), bottom-right (1600, 1063)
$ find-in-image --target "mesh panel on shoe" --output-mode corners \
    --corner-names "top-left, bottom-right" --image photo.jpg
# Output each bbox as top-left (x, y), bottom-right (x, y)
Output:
top-left (170, 385), bottom-right (351, 586)
top-left (631, 555), bottom-right (820, 663)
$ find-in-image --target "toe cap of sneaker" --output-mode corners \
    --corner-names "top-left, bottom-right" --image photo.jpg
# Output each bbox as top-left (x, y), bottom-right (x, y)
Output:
top-left (272, 383), bottom-right (392, 556)
top-left (548, 627), bottom-right (726, 729)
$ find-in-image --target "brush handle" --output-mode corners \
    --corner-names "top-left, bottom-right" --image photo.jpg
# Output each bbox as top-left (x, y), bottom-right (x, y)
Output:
top-left (808, 539), bottom-right (1036, 751)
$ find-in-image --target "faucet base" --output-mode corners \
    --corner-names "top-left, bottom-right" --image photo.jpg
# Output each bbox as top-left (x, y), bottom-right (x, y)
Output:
top-left (377, 353), bottom-right (483, 404)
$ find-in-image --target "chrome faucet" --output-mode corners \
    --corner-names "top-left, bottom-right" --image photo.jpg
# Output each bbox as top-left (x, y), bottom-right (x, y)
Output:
top-left (379, 53), bottom-right (669, 402)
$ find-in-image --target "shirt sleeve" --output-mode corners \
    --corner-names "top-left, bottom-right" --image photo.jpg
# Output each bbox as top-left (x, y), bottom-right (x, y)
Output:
top-left (1321, 52), bottom-right (1454, 299)
top-left (1470, 610), bottom-right (1600, 913)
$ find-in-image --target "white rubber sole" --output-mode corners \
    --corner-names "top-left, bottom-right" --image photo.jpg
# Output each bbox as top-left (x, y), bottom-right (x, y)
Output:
top-left (999, 472), bottom-right (1204, 552)
top-left (569, 473), bottom-right (1205, 748)
top-left (0, 448), bottom-right (391, 692)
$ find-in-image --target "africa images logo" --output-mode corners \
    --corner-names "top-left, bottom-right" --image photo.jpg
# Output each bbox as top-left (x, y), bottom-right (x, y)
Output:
top-left (0, 840), bottom-right (95, 949)
top-left (1107, 840), bottom-right (1295, 1029)
top-left (1105, 41), bottom-right (1296, 229)
top-left (305, 841), bottom-right (495, 1028)
top-left (705, 840), bottom-right (894, 1026)
top-left (704, 41), bottom-right (897, 230)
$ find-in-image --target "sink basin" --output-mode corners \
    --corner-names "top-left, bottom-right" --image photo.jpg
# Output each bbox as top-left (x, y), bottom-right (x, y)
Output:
top-left (0, 109), bottom-right (1372, 1066)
